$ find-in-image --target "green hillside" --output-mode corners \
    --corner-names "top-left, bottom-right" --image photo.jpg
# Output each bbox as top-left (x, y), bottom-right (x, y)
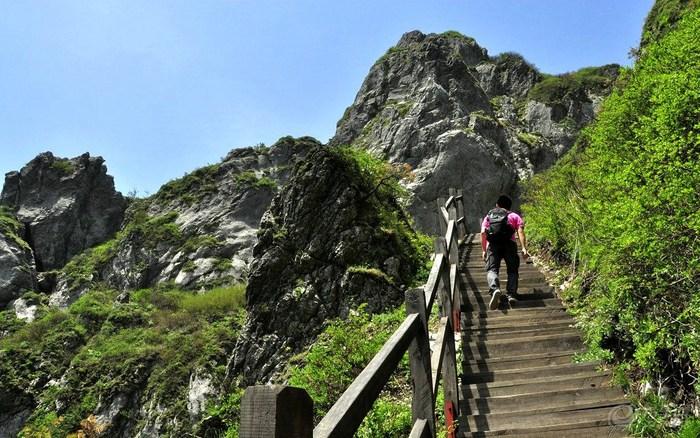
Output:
top-left (523, 6), bottom-right (700, 436)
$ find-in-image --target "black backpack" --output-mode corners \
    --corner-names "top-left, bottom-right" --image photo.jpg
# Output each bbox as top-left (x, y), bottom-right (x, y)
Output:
top-left (486, 208), bottom-right (513, 244)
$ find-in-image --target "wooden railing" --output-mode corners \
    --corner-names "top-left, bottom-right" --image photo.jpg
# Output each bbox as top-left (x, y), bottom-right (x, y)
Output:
top-left (239, 189), bottom-right (469, 438)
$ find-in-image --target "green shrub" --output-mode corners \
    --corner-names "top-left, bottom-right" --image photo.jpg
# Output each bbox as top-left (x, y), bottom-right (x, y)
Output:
top-left (335, 146), bottom-right (432, 286)
top-left (528, 65), bottom-right (618, 105)
top-left (5, 284), bottom-right (246, 436)
top-left (49, 159), bottom-right (75, 175)
top-left (288, 305), bottom-right (409, 419)
top-left (523, 6), bottom-right (700, 426)
top-left (156, 163), bottom-right (221, 204)
top-left (0, 206), bottom-right (30, 251)
top-left (234, 170), bottom-right (277, 189)
top-left (678, 417), bottom-right (700, 438)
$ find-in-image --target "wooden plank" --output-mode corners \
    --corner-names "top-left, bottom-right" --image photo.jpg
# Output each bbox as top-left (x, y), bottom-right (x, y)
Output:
top-left (409, 418), bottom-right (431, 438)
top-left (405, 289), bottom-right (436, 437)
top-left (440, 206), bottom-right (449, 225)
top-left (314, 314), bottom-right (420, 438)
top-left (445, 220), bottom-right (458, 265)
top-left (441, 325), bottom-right (460, 433)
top-left (423, 252), bottom-right (444, 314)
top-left (444, 195), bottom-right (455, 208)
top-left (449, 263), bottom-right (461, 332)
top-left (437, 198), bottom-right (447, 235)
top-left (431, 316), bottom-right (450, 396)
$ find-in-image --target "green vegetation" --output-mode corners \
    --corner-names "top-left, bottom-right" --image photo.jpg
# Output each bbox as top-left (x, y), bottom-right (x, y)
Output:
top-left (1, 284), bottom-right (246, 437)
top-left (491, 51), bottom-right (537, 71)
top-left (234, 170), bottom-right (277, 189)
top-left (641, 0), bottom-right (699, 48)
top-left (0, 206), bottom-right (31, 251)
top-left (335, 146), bottom-right (432, 286)
top-left (523, 8), bottom-right (700, 435)
top-left (288, 305), bottom-right (412, 435)
top-left (440, 30), bottom-right (476, 45)
top-left (49, 159), bottom-right (75, 175)
top-left (527, 65), bottom-right (618, 105)
top-left (347, 265), bottom-right (395, 284)
top-left (516, 131), bottom-right (540, 147)
top-left (156, 163), bottom-right (222, 204)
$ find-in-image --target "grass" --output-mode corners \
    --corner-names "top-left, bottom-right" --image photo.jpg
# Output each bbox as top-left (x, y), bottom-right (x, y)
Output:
top-left (3, 284), bottom-right (246, 437)
top-left (156, 163), bottom-right (221, 204)
top-left (234, 170), bottom-right (277, 189)
top-left (0, 206), bottom-right (31, 251)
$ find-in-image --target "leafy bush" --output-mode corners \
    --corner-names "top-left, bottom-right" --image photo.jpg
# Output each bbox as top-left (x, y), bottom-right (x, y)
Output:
top-left (335, 146), bottom-right (432, 286)
top-left (523, 6), bottom-right (700, 429)
top-left (288, 305), bottom-right (411, 433)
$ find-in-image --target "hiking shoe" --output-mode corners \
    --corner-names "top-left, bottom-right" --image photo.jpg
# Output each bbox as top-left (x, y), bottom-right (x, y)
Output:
top-left (505, 294), bottom-right (518, 305)
top-left (489, 289), bottom-right (502, 310)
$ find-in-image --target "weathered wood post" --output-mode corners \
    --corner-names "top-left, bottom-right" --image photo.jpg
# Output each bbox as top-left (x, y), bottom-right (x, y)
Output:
top-left (405, 288), bottom-right (436, 438)
top-left (442, 324), bottom-right (460, 438)
top-left (435, 237), bottom-right (452, 320)
top-left (239, 385), bottom-right (314, 438)
top-left (437, 197), bottom-right (447, 236)
top-left (455, 189), bottom-right (466, 241)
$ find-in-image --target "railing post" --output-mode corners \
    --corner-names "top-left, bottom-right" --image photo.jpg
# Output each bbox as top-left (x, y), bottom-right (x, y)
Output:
top-left (442, 324), bottom-right (460, 438)
top-left (405, 288), bottom-right (436, 438)
top-left (239, 385), bottom-right (314, 438)
top-left (435, 237), bottom-right (452, 319)
top-left (437, 197), bottom-right (447, 235)
top-left (455, 189), bottom-right (466, 242)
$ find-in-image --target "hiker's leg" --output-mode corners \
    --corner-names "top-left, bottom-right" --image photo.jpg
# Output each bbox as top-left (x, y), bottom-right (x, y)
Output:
top-left (485, 245), bottom-right (502, 293)
top-left (504, 240), bottom-right (520, 295)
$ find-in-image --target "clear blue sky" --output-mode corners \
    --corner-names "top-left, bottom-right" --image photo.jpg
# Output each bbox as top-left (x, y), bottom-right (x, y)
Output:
top-left (0, 0), bottom-right (654, 195)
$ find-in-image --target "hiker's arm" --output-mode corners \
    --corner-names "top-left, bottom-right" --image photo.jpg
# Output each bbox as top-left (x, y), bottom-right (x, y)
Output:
top-left (481, 231), bottom-right (488, 260)
top-left (518, 227), bottom-right (529, 258)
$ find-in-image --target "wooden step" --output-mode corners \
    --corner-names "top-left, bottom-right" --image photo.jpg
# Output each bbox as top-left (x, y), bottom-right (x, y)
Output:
top-left (461, 371), bottom-right (614, 398)
top-left (462, 306), bottom-right (568, 321)
top-left (463, 298), bottom-right (563, 312)
top-left (463, 332), bottom-right (583, 358)
top-left (462, 314), bottom-right (574, 330)
top-left (462, 351), bottom-right (581, 373)
top-left (459, 405), bottom-right (632, 436)
top-left (475, 424), bottom-right (631, 437)
top-left (462, 322), bottom-right (576, 340)
top-left (461, 387), bottom-right (627, 415)
top-left (462, 361), bottom-right (601, 384)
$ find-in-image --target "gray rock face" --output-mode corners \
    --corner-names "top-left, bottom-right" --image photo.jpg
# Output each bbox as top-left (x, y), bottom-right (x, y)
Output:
top-left (230, 146), bottom-right (422, 384)
top-left (0, 234), bottom-right (35, 307)
top-left (332, 30), bottom-right (618, 232)
top-left (1, 152), bottom-right (126, 271)
top-left (50, 136), bottom-right (320, 307)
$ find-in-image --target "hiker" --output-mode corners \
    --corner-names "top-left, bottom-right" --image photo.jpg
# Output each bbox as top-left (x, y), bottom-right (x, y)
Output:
top-left (481, 194), bottom-right (529, 310)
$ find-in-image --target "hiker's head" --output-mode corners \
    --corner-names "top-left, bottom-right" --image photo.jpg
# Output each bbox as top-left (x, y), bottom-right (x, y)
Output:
top-left (496, 194), bottom-right (512, 210)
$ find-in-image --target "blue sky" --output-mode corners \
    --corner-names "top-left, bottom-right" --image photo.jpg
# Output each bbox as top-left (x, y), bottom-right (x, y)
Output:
top-left (0, 0), bottom-right (654, 195)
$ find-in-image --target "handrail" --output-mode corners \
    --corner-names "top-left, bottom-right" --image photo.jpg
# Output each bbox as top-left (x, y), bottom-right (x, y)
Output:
top-left (239, 189), bottom-right (468, 438)
top-left (314, 314), bottom-right (421, 438)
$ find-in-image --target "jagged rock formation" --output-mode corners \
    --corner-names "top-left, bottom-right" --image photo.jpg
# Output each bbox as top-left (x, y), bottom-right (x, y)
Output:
top-left (230, 146), bottom-right (425, 384)
top-left (332, 30), bottom-right (618, 232)
top-left (50, 136), bottom-right (319, 307)
top-left (1, 152), bottom-right (126, 271)
top-left (0, 213), bottom-right (35, 307)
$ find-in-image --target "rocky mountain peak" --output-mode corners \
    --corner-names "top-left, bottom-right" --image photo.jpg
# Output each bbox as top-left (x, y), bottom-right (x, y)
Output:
top-left (332, 30), bottom-right (618, 232)
top-left (1, 151), bottom-right (126, 271)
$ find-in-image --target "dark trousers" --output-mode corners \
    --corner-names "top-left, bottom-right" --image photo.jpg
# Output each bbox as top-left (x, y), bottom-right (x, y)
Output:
top-left (485, 240), bottom-right (520, 295)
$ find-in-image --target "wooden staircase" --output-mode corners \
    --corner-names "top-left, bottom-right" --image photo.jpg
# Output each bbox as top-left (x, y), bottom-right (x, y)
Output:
top-left (457, 235), bottom-right (632, 437)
